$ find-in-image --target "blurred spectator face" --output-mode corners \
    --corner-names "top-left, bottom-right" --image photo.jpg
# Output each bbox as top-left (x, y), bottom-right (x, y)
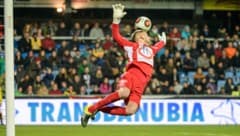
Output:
top-left (74, 75), bottom-right (80, 82)
top-left (103, 77), bottom-right (109, 84)
top-left (105, 34), bottom-right (111, 41)
top-left (61, 40), bottom-right (68, 47)
top-left (53, 83), bottom-right (58, 90)
top-left (59, 22), bottom-right (66, 29)
top-left (47, 68), bottom-right (52, 74)
top-left (228, 42), bottom-right (233, 47)
top-left (74, 22), bottom-right (80, 29)
top-left (61, 81), bottom-right (67, 88)
top-left (163, 21), bottom-right (168, 28)
top-left (80, 86), bottom-right (86, 95)
top-left (60, 67), bottom-right (67, 74)
top-left (84, 67), bottom-right (90, 74)
top-left (52, 51), bottom-right (57, 57)
top-left (235, 25), bottom-right (239, 31)
top-left (94, 22), bottom-right (99, 28)
top-left (208, 68), bottom-right (214, 75)
top-left (84, 23), bottom-right (89, 29)
top-left (27, 85), bottom-right (33, 95)
top-left (233, 34), bottom-right (239, 40)
top-left (40, 50), bottom-right (45, 57)
top-left (172, 27), bottom-right (178, 34)
top-left (160, 68), bottom-right (167, 74)
top-left (196, 67), bottom-right (203, 74)
top-left (23, 32), bottom-right (30, 39)
top-left (36, 75), bottom-right (41, 82)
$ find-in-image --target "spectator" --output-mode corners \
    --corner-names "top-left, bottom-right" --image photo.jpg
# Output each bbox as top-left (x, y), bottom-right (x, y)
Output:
top-left (55, 67), bottom-right (69, 89)
top-left (64, 85), bottom-right (76, 96)
top-left (56, 21), bottom-right (68, 36)
top-left (18, 32), bottom-right (31, 53)
top-left (30, 32), bottom-right (42, 52)
top-left (194, 67), bottom-right (205, 84)
top-left (232, 34), bottom-right (240, 48)
top-left (232, 51), bottom-right (240, 67)
top-left (15, 87), bottom-right (24, 96)
top-left (165, 58), bottom-right (175, 75)
top-left (194, 84), bottom-right (204, 94)
top-left (37, 84), bottom-right (49, 96)
top-left (215, 61), bottom-right (225, 80)
top-left (92, 42), bottom-right (104, 59)
top-left (233, 25), bottom-right (240, 36)
top-left (196, 35), bottom-right (207, 53)
top-left (91, 68), bottom-right (104, 86)
top-left (72, 75), bottom-right (85, 94)
top-left (102, 34), bottom-right (114, 50)
top-left (26, 85), bottom-right (34, 96)
top-left (42, 68), bottom-right (54, 87)
top-left (33, 75), bottom-right (43, 93)
top-left (41, 20), bottom-right (57, 36)
top-left (90, 85), bottom-right (101, 95)
top-left (122, 24), bottom-right (132, 37)
top-left (48, 50), bottom-right (60, 70)
top-left (180, 81), bottom-right (195, 94)
top-left (79, 85), bottom-right (87, 95)
top-left (90, 22), bottom-right (104, 38)
top-left (183, 52), bottom-right (196, 73)
top-left (197, 52), bottom-right (210, 70)
top-left (99, 77), bottom-right (112, 94)
top-left (169, 27), bottom-right (181, 46)
top-left (81, 23), bottom-right (90, 37)
top-left (181, 25), bottom-right (191, 40)
top-left (217, 27), bottom-right (227, 38)
top-left (204, 42), bottom-right (214, 57)
top-left (82, 67), bottom-right (91, 89)
top-left (15, 51), bottom-right (24, 68)
top-left (173, 80), bottom-right (183, 94)
top-left (57, 40), bottom-right (69, 57)
top-left (70, 22), bottom-right (81, 36)
top-left (190, 42), bottom-right (200, 60)
top-left (157, 67), bottom-right (170, 91)
top-left (41, 33), bottom-right (55, 52)
top-left (224, 78), bottom-right (235, 95)
top-left (201, 24), bottom-right (211, 37)
top-left (49, 83), bottom-right (62, 95)
top-left (173, 51), bottom-right (182, 71)
top-left (206, 67), bottom-right (217, 84)
top-left (224, 41), bottom-right (237, 66)
top-left (159, 21), bottom-right (170, 35)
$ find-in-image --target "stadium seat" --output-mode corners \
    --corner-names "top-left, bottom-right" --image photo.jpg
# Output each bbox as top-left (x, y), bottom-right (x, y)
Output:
top-left (21, 52), bottom-right (28, 59)
top-left (217, 80), bottom-right (226, 93)
top-left (225, 71), bottom-right (234, 78)
top-left (187, 71), bottom-right (195, 85)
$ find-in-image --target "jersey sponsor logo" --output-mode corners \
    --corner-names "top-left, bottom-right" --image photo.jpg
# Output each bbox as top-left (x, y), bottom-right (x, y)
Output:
top-left (138, 46), bottom-right (153, 59)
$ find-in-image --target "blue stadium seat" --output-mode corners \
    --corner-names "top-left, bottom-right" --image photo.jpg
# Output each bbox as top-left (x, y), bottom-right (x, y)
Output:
top-left (217, 80), bottom-right (226, 93)
top-left (236, 71), bottom-right (240, 78)
top-left (21, 52), bottom-right (28, 59)
top-left (187, 71), bottom-right (195, 85)
top-left (55, 43), bottom-right (61, 51)
top-left (225, 71), bottom-right (234, 78)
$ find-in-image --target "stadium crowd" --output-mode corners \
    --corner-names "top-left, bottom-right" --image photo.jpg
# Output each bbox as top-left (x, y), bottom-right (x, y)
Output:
top-left (0, 19), bottom-right (240, 96)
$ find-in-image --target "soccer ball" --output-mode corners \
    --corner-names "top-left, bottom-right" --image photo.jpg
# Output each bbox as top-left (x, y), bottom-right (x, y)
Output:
top-left (134, 16), bottom-right (152, 31)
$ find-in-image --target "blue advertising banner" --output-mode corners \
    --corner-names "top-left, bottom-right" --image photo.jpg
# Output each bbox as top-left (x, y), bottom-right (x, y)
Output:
top-left (1, 99), bottom-right (240, 125)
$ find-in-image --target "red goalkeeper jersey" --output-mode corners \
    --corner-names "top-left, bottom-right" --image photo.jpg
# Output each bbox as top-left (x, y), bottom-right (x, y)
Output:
top-left (112, 23), bottom-right (165, 76)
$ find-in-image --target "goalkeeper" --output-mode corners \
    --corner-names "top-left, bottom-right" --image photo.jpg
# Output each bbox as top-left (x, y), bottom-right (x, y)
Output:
top-left (81, 3), bottom-right (166, 128)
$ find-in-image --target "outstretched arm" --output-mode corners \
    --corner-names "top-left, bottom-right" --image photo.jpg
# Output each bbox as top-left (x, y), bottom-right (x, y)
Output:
top-left (152, 32), bottom-right (167, 54)
top-left (112, 4), bottom-right (133, 47)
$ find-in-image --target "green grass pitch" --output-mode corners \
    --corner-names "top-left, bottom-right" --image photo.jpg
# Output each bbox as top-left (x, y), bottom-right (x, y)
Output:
top-left (0, 125), bottom-right (239, 136)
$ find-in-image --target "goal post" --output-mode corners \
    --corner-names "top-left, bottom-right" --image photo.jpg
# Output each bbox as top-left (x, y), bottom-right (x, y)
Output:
top-left (4, 0), bottom-right (15, 136)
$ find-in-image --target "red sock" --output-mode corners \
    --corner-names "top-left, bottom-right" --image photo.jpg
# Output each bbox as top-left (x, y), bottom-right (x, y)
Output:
top-left (88, 91), bottom-right (120, 113)
top-left (99, 106), bottom-right (127, 116)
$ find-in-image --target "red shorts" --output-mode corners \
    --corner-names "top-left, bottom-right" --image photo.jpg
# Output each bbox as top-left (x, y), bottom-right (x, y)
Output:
top-left (117, 66), bottom-right (151, 105)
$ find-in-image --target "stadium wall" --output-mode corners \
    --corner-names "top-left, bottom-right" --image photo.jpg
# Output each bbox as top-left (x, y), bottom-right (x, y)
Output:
top-left (1, 97), bottom-right (240, 125)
